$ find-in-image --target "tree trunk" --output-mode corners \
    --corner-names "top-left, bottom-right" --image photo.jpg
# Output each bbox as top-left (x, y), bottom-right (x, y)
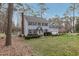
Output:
top-left (72, 3), bottom-right (75, 33)
top-left (5, 3), bottom-right (14, 46)
top-left (0, 3), bottom-right (1, 8)
top-left (73, 10), bottom-right (75, 33)
top-left (21, 13), bottom-right (24, 35)
top-left (40, 11), bottom-right (43, 18)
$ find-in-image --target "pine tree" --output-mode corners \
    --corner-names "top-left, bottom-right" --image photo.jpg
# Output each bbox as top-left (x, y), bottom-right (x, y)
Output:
top-left (5, 3), bottom-right (14, 46)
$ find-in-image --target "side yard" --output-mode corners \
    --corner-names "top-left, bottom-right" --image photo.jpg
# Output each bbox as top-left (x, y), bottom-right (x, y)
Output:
top-left (25, 34), bottom-right (79, 56)
top-left (0, 33), bottom-right (32, 56)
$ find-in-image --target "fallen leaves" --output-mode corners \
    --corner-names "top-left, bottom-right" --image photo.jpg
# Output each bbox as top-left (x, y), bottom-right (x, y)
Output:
top-left (0, 36), bottom-right (32, 56)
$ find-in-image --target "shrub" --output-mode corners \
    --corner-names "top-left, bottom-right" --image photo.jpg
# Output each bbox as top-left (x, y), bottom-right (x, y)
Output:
top-left (25, 34), bottom-right (41, 39)
top-left (44, 32), bottom-right (52, 36)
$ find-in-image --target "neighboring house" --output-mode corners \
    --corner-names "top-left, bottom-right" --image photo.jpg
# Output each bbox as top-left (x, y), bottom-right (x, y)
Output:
top-left (24, 16), bottom-right (49, 36)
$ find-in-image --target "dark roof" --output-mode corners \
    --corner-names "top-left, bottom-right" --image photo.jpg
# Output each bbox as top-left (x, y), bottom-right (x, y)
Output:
top-left (25, 16), bottom-right (48, 23)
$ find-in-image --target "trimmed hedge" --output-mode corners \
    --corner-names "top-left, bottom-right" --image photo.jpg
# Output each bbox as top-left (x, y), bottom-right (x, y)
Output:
top-left (44, 32), bottom-right (52, 36)
top-left (24, 34), bottom-right (41, 39)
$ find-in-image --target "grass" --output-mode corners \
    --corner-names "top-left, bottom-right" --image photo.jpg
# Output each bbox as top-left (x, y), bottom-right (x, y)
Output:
top-left (25, 33), bottom-right (79, 56)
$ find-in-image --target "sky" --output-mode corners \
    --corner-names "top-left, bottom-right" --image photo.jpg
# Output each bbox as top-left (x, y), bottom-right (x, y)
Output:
top-left (28, 3), bottom-right (70, 18)
top-left (46, 3), bottom-right (70, 18)
top-left (13, 3), bottom-right (77, 26)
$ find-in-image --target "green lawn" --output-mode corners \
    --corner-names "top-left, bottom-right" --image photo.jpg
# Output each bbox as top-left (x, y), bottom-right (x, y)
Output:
top-left (25, 34), bottom-right (79, 56)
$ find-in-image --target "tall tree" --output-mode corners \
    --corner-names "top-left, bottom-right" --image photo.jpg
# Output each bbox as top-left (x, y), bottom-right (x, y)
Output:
top-left (0, 4), bottom-right (7, 33)
top-left (75, 17), bottom-right (79, 32)
top-left (72, 4), bottom-right (75, 33)
top-left (15, 4), bottom-right (33, 35)
top-left (19, 4), bottom-right (27, 35)
top-left (5, 3), bottom-right (14, 46)
top-left (21, 10), bottom-right (24, 35)
top-left (38, 3), bottom-right (47, 18)
top-left (63, 13), bottom-right (72, 32)
top-left (52, 15), bottom-right (62, 25)
top-left (14, 4), bottom-right (26, 35)
top-left (68, 3), bottom-right (78, 33)
top-left (0, 3), bottom-right (1, 8)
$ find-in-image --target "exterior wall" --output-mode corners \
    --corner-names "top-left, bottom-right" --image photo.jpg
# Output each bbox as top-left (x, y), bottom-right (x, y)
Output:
top-left (48, 28), bottom-right (59, 33)
top-left (27, 25), bottom-right (49, 35)
top-left (24, 19), bottom-right (59, 36)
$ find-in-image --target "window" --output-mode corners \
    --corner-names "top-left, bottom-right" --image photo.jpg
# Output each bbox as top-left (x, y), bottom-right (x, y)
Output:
top-left (28, 29), bottom-right (37, 34)
top-left (42, 23), bottom-right (44, 26)
top-left (38, 22), bottom-right (41, 26)
top-left (28, 22), bottom-right (37, 26)
top-left (33, 22), bottom-right (37, 25)
top-left (42, 23), bottom-right (48, 26)
top-left (33, 29), bottom-right (37, 34)
top-left (28, 22), bottom-right (32, 25)
top-left (45, 23), bottom-right (48, 26)
top-left (28, 29), bottom-right (32, 34)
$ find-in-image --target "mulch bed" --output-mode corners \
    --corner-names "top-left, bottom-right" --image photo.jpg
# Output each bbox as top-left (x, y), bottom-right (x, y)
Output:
top-left (0, 36), bottom-right (32, 56)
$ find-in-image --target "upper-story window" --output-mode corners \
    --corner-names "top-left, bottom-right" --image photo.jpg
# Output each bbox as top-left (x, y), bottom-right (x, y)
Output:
top-left (28, 21), bottom-right (48, 26)
top-left (42, 23), bottom-right (48, 26)
top-left (45, 23), bottom-right (48, 26)
top-left (42, 23), bottom-right (44, 26)
top-left (28, 29), bottom-right (32, 34)
top-left (38, 22), bottom-right (41, 26)
top-left (33, 22), bottom-right (37, 25)
top-left (28, 22), bottom-right (37, 26)
top-left (28, 22), bottom-right (32, 25)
